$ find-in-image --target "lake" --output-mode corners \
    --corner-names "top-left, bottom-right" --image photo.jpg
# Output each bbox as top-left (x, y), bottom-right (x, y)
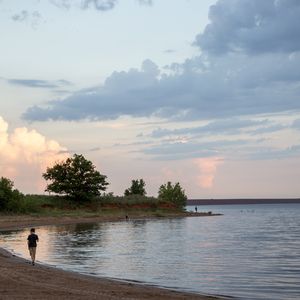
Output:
top-left (1, 203), bottom-right (300, 300)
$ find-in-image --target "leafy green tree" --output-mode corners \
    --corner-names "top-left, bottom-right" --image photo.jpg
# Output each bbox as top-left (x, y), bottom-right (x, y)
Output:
top-left (158, 181), bottom-right (187, 208)
top-left (124, 179), bottom-right (146, 196)
top-left (43, 154), bottom-right (109, 201)
top-left (0, 177), bottom-right (24, 211)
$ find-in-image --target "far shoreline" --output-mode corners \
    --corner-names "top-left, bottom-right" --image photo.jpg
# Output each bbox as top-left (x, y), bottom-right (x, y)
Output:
top-left (0, 212), bottom-right (226, 300)
top-left (188, 198), bottom-right (300, 206)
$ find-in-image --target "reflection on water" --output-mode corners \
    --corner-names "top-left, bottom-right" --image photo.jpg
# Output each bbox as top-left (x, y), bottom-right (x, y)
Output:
top-left (1, 204), bottom-right (300, 300)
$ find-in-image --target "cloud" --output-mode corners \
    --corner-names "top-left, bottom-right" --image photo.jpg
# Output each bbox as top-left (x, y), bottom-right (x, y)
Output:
top-left (195, 0), bottom-right (300, 55)
top-left (113, 140), bottom-right (152, 148)
top-left (142, 139), bottom-right (247, 161)
top-left (5, 0), bottom-right (154, 24)
top-left (292, 118), bottom-right (300, 130)
top-left (6, 78), bottom-right (72, 89)
top-left (246, 144), bottom-right (300, 160)
top-left (150, 118), bottom-right (269, 138)
top-left (11, 10), bottom-right (42, 27)
top-left (11, 10), bottom-right (30, 22)
top-left (0, 116), bottom-right (69, 193)
top-left (49, 0), bottom-right (72, 9)
top-left (164, 49), bottom-right (176, 54)
top-left (23, 53), bottom-right (300, 122)
top-left (82, 0), bottom-right (117, 11)
top-left (194, 157), bottom-right (224, 188)
top-left (82, 0), bottom-right (152, 10)
top-left (246, 124), bottom-right (287, 135)
top-left (23, 59), bottom-right (161, 121)
top-left (140, 131), bottom-right (300, 162)
top-left (23, 1), bottom-right (300, 123)
top-left (89, 146), bottom-right (101, 152)
top-left (49, 0), bottom-right (152, 11)
top-left (138, 0), bottom-right (153, 6)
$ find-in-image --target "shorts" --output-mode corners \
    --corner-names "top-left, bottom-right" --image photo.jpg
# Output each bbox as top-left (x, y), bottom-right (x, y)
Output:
top-left (29, 247), bottom-right (37, 261)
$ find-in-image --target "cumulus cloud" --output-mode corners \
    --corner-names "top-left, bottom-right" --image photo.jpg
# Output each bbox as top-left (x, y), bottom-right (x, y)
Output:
top-left (22, 1), bottom-right (300, 124)
top-left (23, 54), bottom-right (300, 122)
top-left (23, 59), bottom-right (161, 121)
top-left (0, 116), bottom-right (69, 193)
top-left (194, 157), bottom-right (224, 188)
top-left (195, 0), bottom-right (300, 55)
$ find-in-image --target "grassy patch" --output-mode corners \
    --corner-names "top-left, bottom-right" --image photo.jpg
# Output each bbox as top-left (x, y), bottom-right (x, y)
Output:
top-left (1, 194), bottom-right (184, 217)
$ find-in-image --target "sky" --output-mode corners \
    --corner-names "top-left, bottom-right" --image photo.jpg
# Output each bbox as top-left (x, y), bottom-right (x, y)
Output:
top-left (1, 0), bottom-right (300, 198)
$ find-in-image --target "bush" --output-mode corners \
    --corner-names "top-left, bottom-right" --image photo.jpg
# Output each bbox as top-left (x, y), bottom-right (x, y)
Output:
top-left (158, 181), bottom-right (187, 208)
top-left (124, 179), bottom-right (146, 196)
top-left (0, 177), bottom-right (24, 212)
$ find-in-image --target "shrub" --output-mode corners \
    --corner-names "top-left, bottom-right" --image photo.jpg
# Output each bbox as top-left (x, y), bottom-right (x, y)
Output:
top-left (0, 177), bottom-right (24, 212)
top-left (158, 181), bottom-right (187, 208)
top-left (124, 179), bottom-right (146, 196)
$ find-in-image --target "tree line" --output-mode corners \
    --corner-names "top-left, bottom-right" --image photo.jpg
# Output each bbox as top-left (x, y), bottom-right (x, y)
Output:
top-left (0, 154), bottom-right (187, 212)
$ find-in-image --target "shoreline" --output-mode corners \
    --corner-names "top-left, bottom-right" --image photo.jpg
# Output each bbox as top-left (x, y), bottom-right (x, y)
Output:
top-left (0, 211), bottom-right (221, 231)
top-left (0, 213), bottom-right (226, 300)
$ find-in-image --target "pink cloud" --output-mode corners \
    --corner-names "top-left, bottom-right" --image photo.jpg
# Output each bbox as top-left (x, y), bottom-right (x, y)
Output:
top-left (194, 157), bottom-right (224, 188)
top-left (0, 116), bottom-right (69, 193)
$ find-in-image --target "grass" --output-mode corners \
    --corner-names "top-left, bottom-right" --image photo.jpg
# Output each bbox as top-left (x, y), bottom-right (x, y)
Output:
top-left (1, 194), bottom-right (185, 217)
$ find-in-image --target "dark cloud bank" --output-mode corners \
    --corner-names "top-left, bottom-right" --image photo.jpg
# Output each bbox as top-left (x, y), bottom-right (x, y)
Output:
top-left (195, 0), bottom-right (300, 55)
top-left (23, 0), bottom-right (300, 122)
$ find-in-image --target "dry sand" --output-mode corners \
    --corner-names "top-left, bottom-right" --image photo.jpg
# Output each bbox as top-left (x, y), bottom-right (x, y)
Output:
top-left (0, 215), bottom-right (226, 300)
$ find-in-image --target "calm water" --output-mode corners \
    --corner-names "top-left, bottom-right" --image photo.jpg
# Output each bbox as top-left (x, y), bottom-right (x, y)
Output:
top-left (1, 204), bottom-right (300, 300)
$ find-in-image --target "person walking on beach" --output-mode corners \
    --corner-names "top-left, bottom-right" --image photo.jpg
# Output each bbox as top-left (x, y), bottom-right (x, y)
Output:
top-left (27, 228), bottom-right (39, 265)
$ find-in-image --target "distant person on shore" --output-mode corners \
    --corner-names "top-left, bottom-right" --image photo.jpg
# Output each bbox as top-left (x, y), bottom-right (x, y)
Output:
top-left (195, 206), bottom-right (198, 212)
top-left (27, 228), bottom-right (39, 265)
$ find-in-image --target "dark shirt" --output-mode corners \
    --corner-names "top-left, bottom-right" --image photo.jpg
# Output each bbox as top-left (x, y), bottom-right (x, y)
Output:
top-left (27, 233), bottom-right (39, 247)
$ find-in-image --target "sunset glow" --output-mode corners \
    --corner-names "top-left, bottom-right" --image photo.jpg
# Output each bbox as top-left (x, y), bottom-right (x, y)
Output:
top-left (0, 0), bottom-right (299, 197)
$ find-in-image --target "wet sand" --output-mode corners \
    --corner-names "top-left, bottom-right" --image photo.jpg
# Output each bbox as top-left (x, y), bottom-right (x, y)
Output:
top-left (0, 215), bottom-right (225, 300)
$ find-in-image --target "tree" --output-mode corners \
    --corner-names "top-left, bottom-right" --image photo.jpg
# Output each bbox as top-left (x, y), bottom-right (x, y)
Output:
top-left (158, 181), bottom-right (187, 208)
top-left (43, 154), bottom-right (109, 201)
top-left (124, 179), bottom-right (146, 196)
top-left (0, 177), bottom-right (24, 211)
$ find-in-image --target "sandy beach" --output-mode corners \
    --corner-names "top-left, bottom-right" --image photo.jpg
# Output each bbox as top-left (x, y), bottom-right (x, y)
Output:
top-left (0, 215), bottom-right (225, 300)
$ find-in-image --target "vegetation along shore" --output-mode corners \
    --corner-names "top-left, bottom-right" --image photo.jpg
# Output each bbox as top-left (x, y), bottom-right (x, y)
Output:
top-left (0, 154), bottom-right (223, 299)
